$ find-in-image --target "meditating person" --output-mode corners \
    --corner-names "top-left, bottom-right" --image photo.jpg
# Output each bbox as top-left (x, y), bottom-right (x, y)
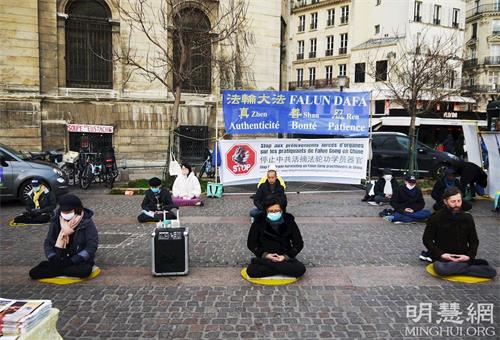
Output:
top-left (246, 198), bottom-right (306, 278)
top-left (431, 168), bottom-right (471, 211)
top-left (423, 187), bottom-right (496, 279)
top-left (138, 177), bottom-right (177, 223)
top-left (364, 168), bottom-right (399, 205)
top-left (384, 172), bottom-right (431, 223)
top-left (257, 164), bottom-right (286, 189)
top-left (250, 167), bottom-right (287, 219)
top-left (172, 164), bottom-right (203, 206)
top-left (13, 178), bottom-right (56, 224)
top-left (29, 194), bottom-right (98, 279)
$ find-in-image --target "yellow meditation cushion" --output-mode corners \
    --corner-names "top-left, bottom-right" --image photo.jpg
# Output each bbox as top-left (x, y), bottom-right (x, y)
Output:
top-left (38, 266), bottom-right (101, 285)
top-left (9, 219), bottom-right (49, 227)
top-left (240, 267), bottom-right (299, 286)
top-left (426, 263), bottom-right (492, 284)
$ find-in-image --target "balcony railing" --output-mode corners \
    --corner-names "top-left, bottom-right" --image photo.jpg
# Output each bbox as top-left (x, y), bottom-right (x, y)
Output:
top-left (414, 15), bottom-right (422, 22)
top-left (484, 56), bottom-right (500, 65)
top-left (340, 16), bottom-right (348, 24)
top-left (289, 77), bottom-right (350, 90)
top-left (310, 23), bottom-right (317, 30)
top-left (465, 84), bottom-right (499, 93)
top-left (466, 3), bottom-right (500, 18)
top-left (298, 25), bottom-right (305, 32)
top-left (325, 49), bottom-right (334, 56)
top-left (493, 30), bottom-right (500, 35)
top-left (339, 47), bottom-right (347, 55)
top-left (309, 51), bottom-right (317, 58)
top-left (452, 22), bottom-right (459, 28)
top-left (297, 53), bottom-right (304, 60)
top-left (433, 18), bottom-right (441, 25)
top-left (327, 19), bottom-right (334, 26)
top-left (463, 58), bottom-right (478, 68)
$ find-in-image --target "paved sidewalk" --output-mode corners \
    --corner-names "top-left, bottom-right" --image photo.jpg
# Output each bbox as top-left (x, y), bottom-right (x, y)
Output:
top-left (1, 187), bottom-right (498, 339)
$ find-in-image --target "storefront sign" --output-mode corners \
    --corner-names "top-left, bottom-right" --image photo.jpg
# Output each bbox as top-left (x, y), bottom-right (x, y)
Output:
top-left (223, 90), bottom-right (370, 136)
top-left (219, 138), bottom-right (370, 185)
top-left (67, 124), bottom-right (114, 134)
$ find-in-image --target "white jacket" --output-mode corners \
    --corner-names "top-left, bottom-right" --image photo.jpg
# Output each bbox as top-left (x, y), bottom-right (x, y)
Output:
top-left (172, 172), bottom-right (201, 198)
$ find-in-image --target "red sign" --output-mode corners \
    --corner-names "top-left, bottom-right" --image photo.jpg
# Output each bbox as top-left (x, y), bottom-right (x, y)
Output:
top-left (67, 124), bottom-right (114, 134)
top-left (225, 144), bottom-right (256, 175)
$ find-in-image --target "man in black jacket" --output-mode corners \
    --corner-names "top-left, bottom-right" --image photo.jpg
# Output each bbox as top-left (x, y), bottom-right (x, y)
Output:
top-left (13, 178), bottom-right (56, 224)
top-left (431, 168), bottom-right (471, 211)
top-left (250, 169), bottom-right (287, 219)
top-left (455, 161), bottom-right (488, 199)
top-left (137, 177), bottom-right (177, 223)
top-left (385, 173), bottom-right (431, 223)
top-left (423, 187), bottom-right (496, 278)
top-left (246, 198), bottom-right (306, 278)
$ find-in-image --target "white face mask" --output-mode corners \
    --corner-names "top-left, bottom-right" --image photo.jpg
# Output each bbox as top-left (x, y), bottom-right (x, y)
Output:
top-left (383, 175), bottom-right (392, 181)
top-left (405, 183), bottom-right (416, 190)
top-left (61, 212), bottom-right (75, 221)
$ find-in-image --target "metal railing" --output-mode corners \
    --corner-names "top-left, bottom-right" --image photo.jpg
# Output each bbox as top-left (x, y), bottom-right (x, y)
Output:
top-left (465, 84), bottom-right (499, 93)
top-left (463, 58), bottom-right (478, 68)
top-left (484, 56), bottom-right (500, 65)
top-left (325, 49), bottom-right (334, 56)
top-left (289, 77), bottom-right (350, 90)
top-left (339, 47), bottom-right (347, 55)
top-left (466, 3), bottom-right (500, 18)
top-left (297, 53), bottom-right (304, 60)
top-left (309, 51), bottom-right (317, 58)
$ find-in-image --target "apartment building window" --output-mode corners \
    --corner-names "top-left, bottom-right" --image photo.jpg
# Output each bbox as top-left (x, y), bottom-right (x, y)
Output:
top-left (488, 71), bottom-right (499, 89)
top-left (470, 46), bottom-right (477, 59)
top-left (298, 15), bottom-right (305, 32)
top-left (414, 1), bottom-right (422, 22)
top-left (472, 23), bottom-right (478, 39)
top-left (493, 20), bottom-right (500, 35)
top-left (297, 68), bottom-right (304, 87)
top-left (339, 33), bottom-right (348, 54)
top-left (309, 67), bottom-right (316, 86)
top-left (326, 36), bottom-right (334, 56)
top-left (310, 12), bottom-right (318, 30)
top-left (297, 40), bottom-right (304, 60)
top-left (375, 25), bottom-right (380, 34)
top-left (376, 0), bottom-right (381, 5)
top-left (452, 8), bottom-right (460, 28)
top-left (65, 0), bottom-right (113, 89)
top-left (474, 0), bottom-right (480, 14)
top-left (325, 65), bottom-right (333, 84)
top-left (433, 5), bottom-right (441, 25)
top-left (375, 60), bottom-right (388, 81)
top-left (327, 9), bottom-right (335, 26)
top-left (309, 38), bottom-right (317, 58)
top-left (338, 64), bottom-right (346, 76)
top-left (341, 6), bottom-right (349, 24)
top-left (355, 63), bottom-right (365, 83)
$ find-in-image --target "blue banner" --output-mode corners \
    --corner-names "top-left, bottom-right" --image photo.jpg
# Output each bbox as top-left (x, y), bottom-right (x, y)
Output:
top-left (223, 90), bottom-right (370, 136)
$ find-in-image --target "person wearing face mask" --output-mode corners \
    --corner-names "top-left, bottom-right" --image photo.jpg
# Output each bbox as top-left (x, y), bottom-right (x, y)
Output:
top-left (13, 178), bottom-right (56, 224)
top-left (138, 177), bottom-right (176, 223)
top-left (29, 194), bottom-right (99, 279)
top-left (423, 187), bottom-right (496, 278)
top-left (172, 163), bottom-right (203, 206)
top-left (246, 198), bottom-right (305, 278)
top-left (367, 168), bottom-right (399, 206)
top-left (384, 173), bottom-right (431, 223)
top-left (250, 168), bottom-right (287, 219)
top-left (431, 168), bottom-right (472, 211)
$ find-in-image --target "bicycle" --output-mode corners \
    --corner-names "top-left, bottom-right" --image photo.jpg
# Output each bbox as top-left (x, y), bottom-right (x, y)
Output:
top-left (79, 153), bottom-right (102, 189)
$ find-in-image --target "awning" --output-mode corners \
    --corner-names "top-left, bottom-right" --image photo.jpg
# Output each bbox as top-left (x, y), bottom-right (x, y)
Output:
top-left (376, 116), bottom-right (486, 127)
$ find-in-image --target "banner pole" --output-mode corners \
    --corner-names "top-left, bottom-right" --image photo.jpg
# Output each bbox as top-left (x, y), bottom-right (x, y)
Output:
top-left (367, 91), bottom-right (373, 184)
top-left (215, 96), bottom-right (219, 184)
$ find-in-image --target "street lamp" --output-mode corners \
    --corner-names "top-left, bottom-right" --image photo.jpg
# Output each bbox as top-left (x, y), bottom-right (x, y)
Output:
top-left (337, 75), bottom-right (347, 92)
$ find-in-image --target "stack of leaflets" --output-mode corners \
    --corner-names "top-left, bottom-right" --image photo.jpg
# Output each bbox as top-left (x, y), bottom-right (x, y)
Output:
top-left (0, 298), bottom-right (52, 337)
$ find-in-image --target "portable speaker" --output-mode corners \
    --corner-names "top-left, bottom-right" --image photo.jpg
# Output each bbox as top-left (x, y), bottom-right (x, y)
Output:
top-left (151, 227), bottom-right (189, 276)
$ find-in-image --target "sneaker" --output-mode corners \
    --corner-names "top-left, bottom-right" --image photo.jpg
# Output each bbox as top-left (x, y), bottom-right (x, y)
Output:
top-left (250, 217), bottom-right (255, 224)
top-left (368, 201), bottom-right (378, 206)
top-left (378, 202), bottom-right (384, 206)
top-left (393, 221), bottom-right (405, 224)
top-left (419, 250), bottom-right (432, 262)
top-left (383, 215), bottom-right (395, 222)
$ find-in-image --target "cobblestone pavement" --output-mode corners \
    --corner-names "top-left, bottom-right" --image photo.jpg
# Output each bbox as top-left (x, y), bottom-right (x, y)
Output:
top-left (1, 186), bottom-right (499, 339)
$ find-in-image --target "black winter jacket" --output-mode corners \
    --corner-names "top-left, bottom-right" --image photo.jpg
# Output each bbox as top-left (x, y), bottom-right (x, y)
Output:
top-left (247, 213), bottom-right (303, 259)
top-left (253, 181), bottom-right (287, 211)
top-left (26, 188), bottom-right (56, 214)
top-left (373, 178), bottom-right (399, 197)
top-left (423, 208), bottom-right (479, 261)
top-left (141, 188), bottom-right (174, 212)
top-left (390, 185), bottom-right (425, 214)
top-left (456, 162), bottom-right (488, 189)
top-left (44, 208), bottom-right (99, 265)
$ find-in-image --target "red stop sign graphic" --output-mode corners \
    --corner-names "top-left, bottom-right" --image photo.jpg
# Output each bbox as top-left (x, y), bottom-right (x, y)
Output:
top-left (226, 144), bottom-right (256, 175)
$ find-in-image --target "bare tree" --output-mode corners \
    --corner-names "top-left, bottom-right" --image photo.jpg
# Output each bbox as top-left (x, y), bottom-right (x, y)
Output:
top-left (365, 31), bottom-right (467, 175)
top-left (112, 0), bottom-right (250, 175)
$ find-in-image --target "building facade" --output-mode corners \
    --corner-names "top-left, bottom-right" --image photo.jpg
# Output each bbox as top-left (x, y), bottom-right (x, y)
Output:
top-left (0, 0), bottom-right (287, 179)
top-left (463, 0), bottom-right (500, 112)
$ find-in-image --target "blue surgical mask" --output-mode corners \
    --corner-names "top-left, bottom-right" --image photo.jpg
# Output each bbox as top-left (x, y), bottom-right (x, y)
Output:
top-left (267, 212), bottom-right (282, 222)
top-left (151, 187), bottom-right (160, 193)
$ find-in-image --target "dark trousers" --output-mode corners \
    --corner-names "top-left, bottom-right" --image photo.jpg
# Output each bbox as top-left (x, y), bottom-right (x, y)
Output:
top-left (137, 211), bottom-right (176, 223)
top-left (434, 260), bottom-right (497, 279)
top-left (13, 212), bottom-right (51, 224)
top-left (433, 201), bottom-right (472, 211)
top-left (374, 195), bottom-right (390, 204)
top-left (29, 260), bottom-right (93, 279)
top-left (247, 257), bottom-right (306, 278)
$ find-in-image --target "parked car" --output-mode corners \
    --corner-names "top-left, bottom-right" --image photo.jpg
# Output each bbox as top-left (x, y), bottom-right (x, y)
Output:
top-left (0, 143), bottom-right (69, 203)
top-left (370, 132), bottom-right (463, 178)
